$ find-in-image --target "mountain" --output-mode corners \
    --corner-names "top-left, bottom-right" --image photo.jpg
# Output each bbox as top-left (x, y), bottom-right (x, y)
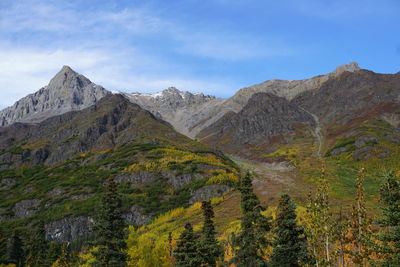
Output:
top-left (121, 87), bottom-right (223, 137)
top-left (0, 66), bottom-right (110, 126)
top-left (198, 64), bottom-right (400, 158)
top-left (0, 62), bottom-right (362, 138)
top-left (116, 62), bottom-right (361, 138)
top-left (198, 92), bottom-right (315, 155)
top-left (0, 93), bottom-right (238, 243)
top-left (1, 62), bottom-right (399, 248)
top-left (0, 94), bottom-right (189, 168)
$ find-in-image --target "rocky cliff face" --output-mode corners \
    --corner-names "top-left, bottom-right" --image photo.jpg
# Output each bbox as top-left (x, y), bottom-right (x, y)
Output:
top-left (198, 93), bottom-right (314, 152)
top-left (0, 66), bottom-right (110, 126)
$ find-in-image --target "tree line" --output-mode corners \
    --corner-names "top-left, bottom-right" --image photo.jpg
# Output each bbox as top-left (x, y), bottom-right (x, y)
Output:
top-left (1, 170), bottom-right (399, 266)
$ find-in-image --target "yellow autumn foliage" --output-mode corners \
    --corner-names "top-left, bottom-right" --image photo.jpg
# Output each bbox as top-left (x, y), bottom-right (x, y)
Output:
top-left (127, 228), bottom-right (173, 267)
top-left (78, 247), bottom-right (98, 267)
top-left (123, 148), bottom-right (237, 174)
top-left (206, 170), bottom-right (239, 185)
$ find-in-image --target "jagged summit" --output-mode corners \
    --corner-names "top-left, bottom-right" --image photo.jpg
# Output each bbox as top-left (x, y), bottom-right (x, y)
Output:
top-left (0, 66), bottom-right (110, 126)
top-left (59, 65), bottom-right (75, 73)
top-left (123, 87), bottom-right (221, 137)
top-left (46, 65), bottom-right (94, 94)
top-left (130, 87), bottom-right (215, 100)
top-left (333, 62), bottom-right (360, 75)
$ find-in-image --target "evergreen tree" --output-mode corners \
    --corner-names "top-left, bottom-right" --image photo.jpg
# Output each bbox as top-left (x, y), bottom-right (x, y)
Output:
top-left (92, 176), bottom-right (128, 267)
top-left (270, 194), bottom-right (311, 267)
top-left (0, 230), bottom-right (7, 264)
top-left (231, 172), bottom-right (271, 266)
top-left (198, 201), bottom-right (223, 266)
top-left (375, 172), bottom-right (400, 266)
top-left (6, 230), bottom-right (25, 266)
top-left (348, 168), bottom-right (373, 266)
top-left (26, 220), bottom-right (50, 267)
top-left (173, 223), bottom-right (202, 267)
top-left (48, 242), bottom-right (62, 266)
top-left (52, 242), bottom-right (72, 267)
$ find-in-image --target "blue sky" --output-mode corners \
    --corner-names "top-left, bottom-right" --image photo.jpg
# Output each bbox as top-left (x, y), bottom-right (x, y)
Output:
top-left (0, 0), bottom-right (399, 109)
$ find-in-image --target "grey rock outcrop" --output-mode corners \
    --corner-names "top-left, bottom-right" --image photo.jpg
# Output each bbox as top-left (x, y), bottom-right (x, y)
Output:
top-left (165, 171), bottom-right (204, 189)
top-left (382, 113), bottom-right (400, 128)
top-left (328, 147), bottom-right (348, 156)
top-left (189, 185), bottom-right (231, 204)
top-left (123, 205), bottom-right (152, 226)
top-left (115, 171), bottom-right (158, 187)
top-left (45, 216), bottom-right (94, 242)
top-left (47, 188), bottom-right (66, 198)
top-left (44, 208), bottom-right (152, 243)
top-left (0, 66), bottom-right (110, 126)
top-left (354, 136), bottom-right (377, 148)
top-left (385, 134), bottom-right (400, 145)
top-left (0, 178), bottom-right (15, 190)
top-left (13, 199), bottom-right (41, 218)
top-left (352, 146), bottom-right (374, 161)
top-left (70, 194), bottom-right (92, 200)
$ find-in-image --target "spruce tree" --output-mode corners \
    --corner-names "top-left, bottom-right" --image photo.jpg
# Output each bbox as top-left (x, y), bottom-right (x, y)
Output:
top-left (92, 176), bottom-right (127, 267)
top-left (232, 172), bottom-right (271, 266)
top-left (376, 172), bottom-right (400, 265)
top-left (26, 220), bottom-right (50, 267)
top-left (55, 242), bottom-right (73, 267)
top-left (174, 223), bottom-right (202, 267)
top-left (198, 201), bottom-right (223, 266)
top-left (6, 230), bottom-right (25, 266)
top-left (0, 230), bottom-right (7, 264)
top-left (48, 242), bottom-right (62, 265)
top-left (270, 194), bottom-right (311, 267)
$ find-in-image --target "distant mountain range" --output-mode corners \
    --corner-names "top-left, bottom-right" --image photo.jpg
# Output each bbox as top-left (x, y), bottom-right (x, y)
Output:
top-left (1, 62), bottom-right (399, 244)
top-left (1, 62), bottom-right (399, 158)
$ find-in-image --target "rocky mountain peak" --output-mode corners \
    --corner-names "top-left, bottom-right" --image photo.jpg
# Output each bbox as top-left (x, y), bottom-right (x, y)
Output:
top-left (47, 66), bottom-right (92, 93)
top-left (163, 87), bottom-right (181, 94)
top-left (333, 62), bottom-right (360, 76)
top-left (0, 66), bottom-right (110, 126)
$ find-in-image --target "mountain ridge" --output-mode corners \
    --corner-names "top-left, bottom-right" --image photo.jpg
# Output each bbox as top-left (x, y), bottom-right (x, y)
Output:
top-left (0, 62), bottom-right (365, 137)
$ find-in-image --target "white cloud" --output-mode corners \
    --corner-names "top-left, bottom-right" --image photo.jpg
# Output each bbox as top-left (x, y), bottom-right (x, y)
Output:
top-left (0, 44), bottom-right (234, 108)
top-left (0, 0), bottom-right (297, 108)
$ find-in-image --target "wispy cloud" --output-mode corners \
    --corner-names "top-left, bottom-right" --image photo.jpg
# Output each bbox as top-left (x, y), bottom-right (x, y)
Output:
top-left (0, 0), bottom-right (303, 108)
top-left (0, 43), bottom-right (234, 108)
